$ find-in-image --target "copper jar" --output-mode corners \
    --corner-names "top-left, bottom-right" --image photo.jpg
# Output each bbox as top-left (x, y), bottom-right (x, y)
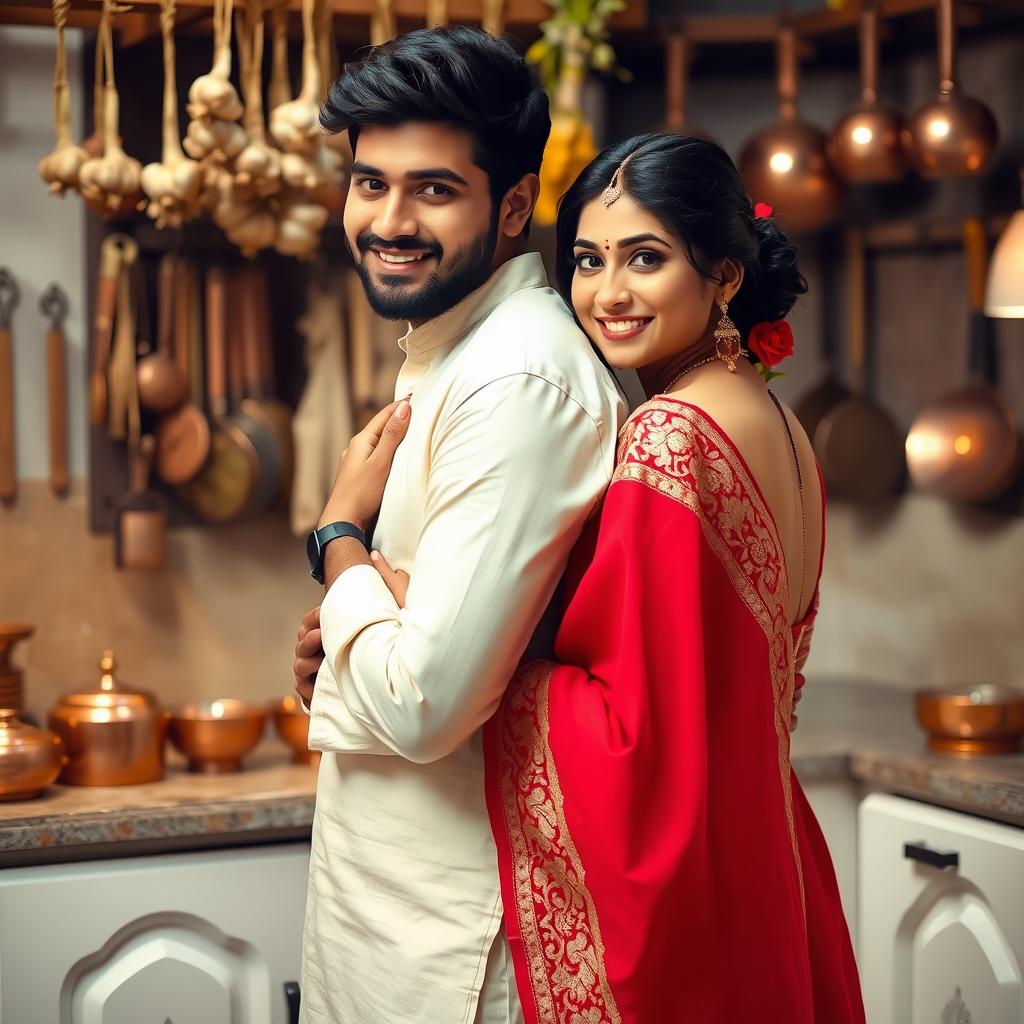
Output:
top-left (0, 708), bottom-right (66, 800)
top-left (48, 651), bottom-right (170, 786)
top-left (0, 623), bottom-right (34, 714)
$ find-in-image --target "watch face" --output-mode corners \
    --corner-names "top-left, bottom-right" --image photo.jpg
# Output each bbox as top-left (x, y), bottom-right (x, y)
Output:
top-left (306, 530), bottom-right (321, 575)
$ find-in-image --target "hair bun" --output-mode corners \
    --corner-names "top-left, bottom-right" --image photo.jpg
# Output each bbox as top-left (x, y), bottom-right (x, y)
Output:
top-left (748, 217), bottom-right (806, 325)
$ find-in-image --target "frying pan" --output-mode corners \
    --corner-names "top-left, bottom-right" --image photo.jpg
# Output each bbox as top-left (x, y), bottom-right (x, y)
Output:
top-left (180, 267), bottom-right (261, 523)
top-left (814, 228), bottom-right (904, 499)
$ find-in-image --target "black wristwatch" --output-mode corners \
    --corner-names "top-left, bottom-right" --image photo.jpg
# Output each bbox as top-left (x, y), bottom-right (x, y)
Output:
top-left (306, 521), bottom-right (367, 584)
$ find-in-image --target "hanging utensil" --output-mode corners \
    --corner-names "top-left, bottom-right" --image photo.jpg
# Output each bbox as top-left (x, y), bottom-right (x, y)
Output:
top-left (0, 268), bottom-right (20, 505)
top-left (829, 0), bottom-right (908, 183)
top-left (738, 16), bottom-right (845, 234)
top-left (226, 268), bottom-right (283, 513)
top-left (155, 258), bottom-right (210, 484)
top-left (814, 228), bottom-right (904, 500)
top-left (905, 219), bottom-right (1019, 503)
top-left (239, 264), bottom-right (293, 499)
top-left (105, 237), bottom-right (141, 442)
top-left (137, 253), bottom-right (187, 414)
top-left (180, 266), bottom-right (261, 523)
top-left (89, 234), bottom-right (125, 428)
top-left (661, 28), bottom-right (688, 134)
top-left (40, 283), bottom-right (71, 497)
top-left (904, 0), bottom-right (998, 178)
top-left (115, 434), bottom-right (167, 570)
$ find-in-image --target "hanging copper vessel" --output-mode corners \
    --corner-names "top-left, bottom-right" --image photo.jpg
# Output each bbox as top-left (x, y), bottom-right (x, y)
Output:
top-left (904, 0), bottom-right (998, 178)
top-left (48, 651), bottom-right (169, 786)
top-left (738, 20), bottom-right (845, 234)
top-left (830, 0), bottom-right (908, 183)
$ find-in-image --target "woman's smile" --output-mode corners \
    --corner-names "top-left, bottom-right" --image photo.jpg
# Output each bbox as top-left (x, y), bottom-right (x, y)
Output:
top-left (595, 316), bottom-right (654, 341)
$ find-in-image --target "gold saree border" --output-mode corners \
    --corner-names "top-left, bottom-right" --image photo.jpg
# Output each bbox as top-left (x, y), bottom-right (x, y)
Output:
top-left (498, 661), bottom-right (622, 1024)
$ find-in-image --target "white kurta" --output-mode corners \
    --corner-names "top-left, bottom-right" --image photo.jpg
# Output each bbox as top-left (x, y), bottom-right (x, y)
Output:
top-left (300, 252), bottom-right (625, 1024)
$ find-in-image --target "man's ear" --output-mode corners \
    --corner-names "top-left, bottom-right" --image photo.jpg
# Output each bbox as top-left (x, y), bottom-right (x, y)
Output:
top-left (499, 173), bottom-right (541, 239)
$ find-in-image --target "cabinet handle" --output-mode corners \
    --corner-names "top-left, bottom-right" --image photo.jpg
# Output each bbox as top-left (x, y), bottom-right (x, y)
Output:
top-left (904, 841), bottom-right (959, 870)
top-left (284, 980), bottom-right (301, 1024)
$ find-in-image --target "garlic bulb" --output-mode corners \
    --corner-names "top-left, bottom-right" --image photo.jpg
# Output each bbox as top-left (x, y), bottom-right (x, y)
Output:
top-left (232, 0), bottom-right (281, 200)
top-left (276, 189), bottom-right (329, 259)
top-left (269, 0), bottom-right (322, 156)
top-left (78, 16), bottom-right (142, 214)
top-left (184, 0), bottom-right (245, 163)
top-left (141, 0), bottom-right (203, 229)
top-left (38, 0), bottom-right (88, 196)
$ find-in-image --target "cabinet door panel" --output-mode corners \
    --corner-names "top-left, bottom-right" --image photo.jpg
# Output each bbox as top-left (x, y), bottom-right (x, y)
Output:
top-left (859, 793), bottom-right (1024, 1024)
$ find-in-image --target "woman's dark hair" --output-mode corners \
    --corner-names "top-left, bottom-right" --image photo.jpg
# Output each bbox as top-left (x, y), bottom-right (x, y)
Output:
top-left (320, 26), bottom-right (550, 209)
top-left (555, 133), bottom-right (807, 342)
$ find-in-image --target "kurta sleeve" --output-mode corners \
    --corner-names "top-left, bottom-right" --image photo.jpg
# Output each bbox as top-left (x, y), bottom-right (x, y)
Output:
top-left (308, 371), bottom-right (612, 764)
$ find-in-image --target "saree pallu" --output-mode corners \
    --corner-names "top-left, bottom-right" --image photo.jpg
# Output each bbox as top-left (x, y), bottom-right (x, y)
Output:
top-left (483, 398), bottom-right (864, 1024)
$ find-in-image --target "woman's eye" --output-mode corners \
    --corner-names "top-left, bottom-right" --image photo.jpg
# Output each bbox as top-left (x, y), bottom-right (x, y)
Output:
top-left (630, 250), bottom-right (662, 269)
top-left (575, 253), bottom-right (602, 271)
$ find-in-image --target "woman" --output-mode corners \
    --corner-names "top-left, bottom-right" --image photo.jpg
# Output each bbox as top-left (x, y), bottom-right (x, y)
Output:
top-left (377, 133), bottom-right (864, 1022)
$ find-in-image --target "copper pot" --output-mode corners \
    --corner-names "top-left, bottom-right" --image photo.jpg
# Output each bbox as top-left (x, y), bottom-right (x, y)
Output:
top-left (0, 708), bottom-right (66, 801)
top-left (904, 0), bottom-right (998, 178)
top-left (738, 20), bottom-right (845, 234)
top-left (48, 651), bottom-right (169, 786)
top-left (0, 623), bottom-right (34, 714)
top-left (829, 0), bottom-right (908, 183)
top-left (915, 685), bottom-right (1024, 756)
top-left (169, 699), bottom-right (267, 774)
top-left (270, 695), bottom-right (320, 767)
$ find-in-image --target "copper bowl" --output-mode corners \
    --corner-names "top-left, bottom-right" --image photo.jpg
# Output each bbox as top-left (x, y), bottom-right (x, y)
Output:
top-left (269, 696), bottom-right (320, 767)
top-left (169, 700), bottom-right (267, 774)
top-left (915, 685), bottom-right (1024, 756)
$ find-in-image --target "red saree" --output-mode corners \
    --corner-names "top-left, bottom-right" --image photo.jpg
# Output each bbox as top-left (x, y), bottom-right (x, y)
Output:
top-left (483, 397), bottom-right (865, 1023)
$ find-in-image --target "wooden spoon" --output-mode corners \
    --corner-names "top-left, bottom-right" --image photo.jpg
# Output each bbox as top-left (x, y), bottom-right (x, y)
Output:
top-left (138, 253), bottom-right (187, 413)
top-left (40, 283), bottom-right (71, 497)
top-left (0, 267), bottom-right (20, 504)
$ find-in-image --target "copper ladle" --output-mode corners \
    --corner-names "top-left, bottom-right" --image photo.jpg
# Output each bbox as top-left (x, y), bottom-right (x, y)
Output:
top-left (738, 18), bottom-right (845, 234)
top-left (137, 253), bottom-right (187, 413)
top-left (830, 0), bottom-right (908, 183)
top-left (904, 0), bottom-right (998, 178)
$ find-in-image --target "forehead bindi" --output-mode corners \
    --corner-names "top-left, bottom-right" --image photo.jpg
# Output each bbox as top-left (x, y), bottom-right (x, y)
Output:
top-left (577, 195), bottom-right (674, 249)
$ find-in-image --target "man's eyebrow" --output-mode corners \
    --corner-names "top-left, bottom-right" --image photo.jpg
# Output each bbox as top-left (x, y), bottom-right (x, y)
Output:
top-left (351, 161), bottom-right (385, 177)
top-left (404, 167), bottom-right (469, 187)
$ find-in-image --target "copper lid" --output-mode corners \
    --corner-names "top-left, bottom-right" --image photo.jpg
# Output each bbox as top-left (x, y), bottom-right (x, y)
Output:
top-left (53, 651), bottom-right (162, 719)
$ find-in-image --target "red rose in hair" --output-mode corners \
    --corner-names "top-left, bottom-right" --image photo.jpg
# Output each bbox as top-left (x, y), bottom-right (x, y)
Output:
top-left (748, 319), bottom-right (794, 367)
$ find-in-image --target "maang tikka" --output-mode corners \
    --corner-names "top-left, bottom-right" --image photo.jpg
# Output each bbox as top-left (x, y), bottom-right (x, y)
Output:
top-left (601, 150), bottom-right (639, 208)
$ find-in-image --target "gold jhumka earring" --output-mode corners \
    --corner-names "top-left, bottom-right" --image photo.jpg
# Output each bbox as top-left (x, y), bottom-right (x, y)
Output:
top-left (714, 299), bottom-right (743, 372)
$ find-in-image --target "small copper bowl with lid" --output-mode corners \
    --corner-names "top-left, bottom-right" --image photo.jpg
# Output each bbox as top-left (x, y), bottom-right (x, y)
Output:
top-left (915, 685), bottom-right (1024, 756)
top-left (169, 699), bottom-right (267, 773)
top-left (0, 708), bottom-right (66, 800)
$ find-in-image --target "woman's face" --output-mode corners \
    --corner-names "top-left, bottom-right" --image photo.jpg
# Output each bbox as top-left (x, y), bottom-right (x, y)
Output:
top-left (570, 192), bottom-right (721, 373)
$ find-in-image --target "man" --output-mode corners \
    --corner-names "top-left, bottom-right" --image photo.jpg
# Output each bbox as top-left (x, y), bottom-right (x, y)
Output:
top-left (293, 26), bottom-right (625, 1024)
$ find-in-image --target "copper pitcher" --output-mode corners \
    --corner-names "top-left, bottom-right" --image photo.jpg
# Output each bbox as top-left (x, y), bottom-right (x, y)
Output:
top-left (48, 651), bottom-right (170, 786)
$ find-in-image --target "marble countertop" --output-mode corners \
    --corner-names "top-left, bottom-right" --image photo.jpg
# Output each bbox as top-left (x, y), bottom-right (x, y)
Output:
top-left (2, 682), bottom-right (1022, 866)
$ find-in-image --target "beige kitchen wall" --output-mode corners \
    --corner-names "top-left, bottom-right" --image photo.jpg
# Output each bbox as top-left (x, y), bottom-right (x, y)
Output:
top-left (2, 23), bottom-right (1023, 724)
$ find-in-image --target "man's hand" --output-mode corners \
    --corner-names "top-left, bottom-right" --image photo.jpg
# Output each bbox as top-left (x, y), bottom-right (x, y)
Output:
top-left (293, 605), bottom-right (325, 706)
top-left (370, 550), bottom-right (410, 608)
top-left (319, 399), bottom-right (412, 532)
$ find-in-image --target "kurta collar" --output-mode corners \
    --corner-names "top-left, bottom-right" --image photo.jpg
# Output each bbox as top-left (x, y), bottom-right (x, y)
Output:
top-left (398, 252), bottom-right (548, 358)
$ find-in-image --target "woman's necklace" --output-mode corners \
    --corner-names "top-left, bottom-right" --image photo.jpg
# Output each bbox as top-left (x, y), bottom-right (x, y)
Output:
top-left (658, 353), bottom-right (720, 394)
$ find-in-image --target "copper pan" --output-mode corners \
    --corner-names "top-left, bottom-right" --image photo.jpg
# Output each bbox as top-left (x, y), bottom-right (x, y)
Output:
top-left (829, 0), bottom-right (908, 183)
top-left (905, 219), bottom-right (1019, 503)
top-left (738, 19), bottom-right (845, 234)
top-left (904, 0), bottom-right (998, 178)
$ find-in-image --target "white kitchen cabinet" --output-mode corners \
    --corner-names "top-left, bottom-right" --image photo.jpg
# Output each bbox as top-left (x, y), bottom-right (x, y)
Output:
top-left (858, 793), bottom-right (1024, 1024)
top-left (0, 842), bottom-right (309, 1024)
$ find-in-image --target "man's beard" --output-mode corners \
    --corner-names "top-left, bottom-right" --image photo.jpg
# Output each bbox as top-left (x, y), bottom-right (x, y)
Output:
top-left (351, 218), bottom-right (499, 323)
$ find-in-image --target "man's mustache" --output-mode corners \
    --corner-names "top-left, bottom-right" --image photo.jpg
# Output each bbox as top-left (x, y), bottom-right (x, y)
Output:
top-left (356, 232), bottom-right (442, 260)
